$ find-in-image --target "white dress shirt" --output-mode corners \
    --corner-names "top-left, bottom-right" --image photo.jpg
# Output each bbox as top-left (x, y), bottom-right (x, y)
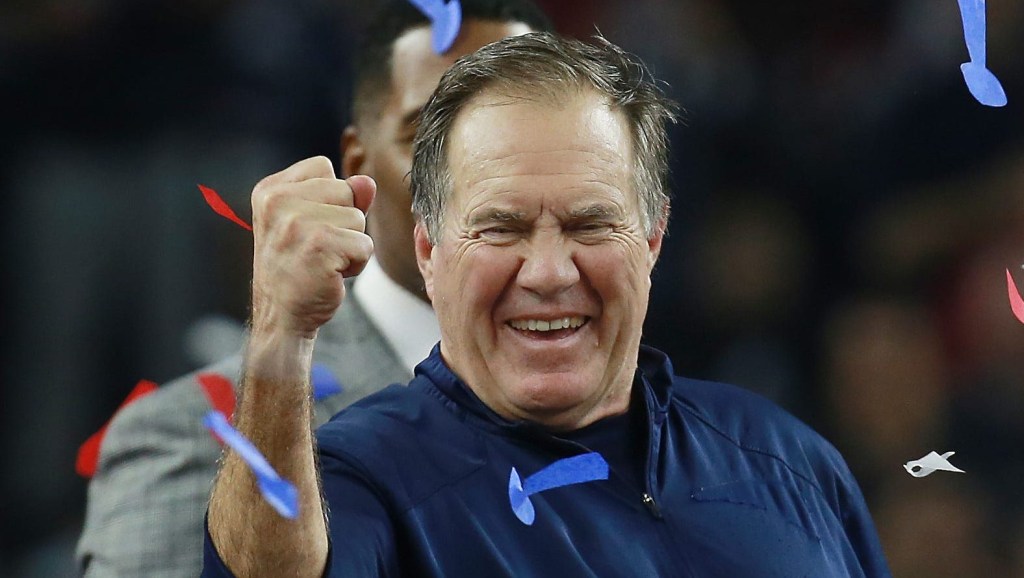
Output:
top-left (352, 257), bottom-right (441, 375)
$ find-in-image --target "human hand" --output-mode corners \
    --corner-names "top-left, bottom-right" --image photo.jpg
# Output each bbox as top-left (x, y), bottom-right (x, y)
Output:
top-left (249, 156), bottom-right (376, 339)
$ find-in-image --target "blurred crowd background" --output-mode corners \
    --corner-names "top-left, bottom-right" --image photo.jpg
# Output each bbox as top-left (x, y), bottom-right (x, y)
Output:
top-left (3, 0), bottom-right (1024, 575)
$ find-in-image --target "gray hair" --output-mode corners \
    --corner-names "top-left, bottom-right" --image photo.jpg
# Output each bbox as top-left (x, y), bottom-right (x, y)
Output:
top-left (410, 32), bottom-right (679, 243)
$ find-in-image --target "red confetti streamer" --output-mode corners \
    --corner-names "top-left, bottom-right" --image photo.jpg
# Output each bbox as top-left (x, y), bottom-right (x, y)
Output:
top-left (198, 184), bottom-right (252, 231)
top-left (76, 379), bottom-right (159, 478)
top-left (197, 373), bottom-right (237, 423)
top-left (1007, 268), bottom-right (1024, 324)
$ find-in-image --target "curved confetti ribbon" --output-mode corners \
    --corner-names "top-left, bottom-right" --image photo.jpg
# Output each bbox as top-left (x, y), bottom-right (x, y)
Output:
top-left (76, 379), bottom-right (159, 478)
top-left (202, 410), bottom-right (298, 519)
top-left (1007, 268), bottom-right (1024, 324)
top-left (407, 0), bottom-right (462, 54)
top-left (956, 0), bottom-right (1007, 107)
top-left (508, 452), bottom-right (609, 525)
top-left (904, 450), bottom-right (965, 477)
top-left (198, 184), bottom-right (253, 231)
top-left (311, 363), bottom-right (344, 401)
top-left (198, 373), bottom-right (237, 421)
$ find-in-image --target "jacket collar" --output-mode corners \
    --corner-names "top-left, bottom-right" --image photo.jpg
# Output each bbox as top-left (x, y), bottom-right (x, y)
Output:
top-left (412, 344), bottom-right (674, 435)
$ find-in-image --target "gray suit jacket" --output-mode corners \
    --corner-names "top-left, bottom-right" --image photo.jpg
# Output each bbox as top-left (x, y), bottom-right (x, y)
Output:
top-left (76, 294), bottom-right (414, 577)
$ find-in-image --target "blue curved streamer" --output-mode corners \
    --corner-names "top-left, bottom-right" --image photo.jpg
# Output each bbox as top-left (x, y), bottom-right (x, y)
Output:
top-left (407, 0), bottom-right (462, 54)
top-left (508, 452), bottom-right (609, 525)
top-left (203, 410), bottom-right (299, 519)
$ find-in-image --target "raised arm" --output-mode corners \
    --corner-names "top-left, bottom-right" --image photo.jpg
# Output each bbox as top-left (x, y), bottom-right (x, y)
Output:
top-left (207, 157), bottom-right (375, 577)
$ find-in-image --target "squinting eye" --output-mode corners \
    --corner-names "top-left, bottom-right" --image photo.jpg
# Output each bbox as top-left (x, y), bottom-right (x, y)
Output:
top-left (482, 226), bottom-right (516, 236)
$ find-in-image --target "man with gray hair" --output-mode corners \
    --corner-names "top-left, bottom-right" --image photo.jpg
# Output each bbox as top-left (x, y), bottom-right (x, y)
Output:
top-left (203, 32), bottom-right (891, 577)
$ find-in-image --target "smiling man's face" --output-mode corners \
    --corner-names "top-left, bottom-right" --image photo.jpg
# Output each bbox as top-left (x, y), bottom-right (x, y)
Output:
top-left (415, 87), bottom-right (664, 431)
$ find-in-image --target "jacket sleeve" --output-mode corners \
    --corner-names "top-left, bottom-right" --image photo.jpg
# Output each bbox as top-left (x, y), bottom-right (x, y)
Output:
top-left (320, 445), bottom-right (401, 577)
top-left (835, 464), bottom-right (892, 578)
top-left (77, 379), bottom-right (222, 578)
top-left (200, 448), bottom-right (399, 578)
top-left (813, 441), bottom-right (893, 578)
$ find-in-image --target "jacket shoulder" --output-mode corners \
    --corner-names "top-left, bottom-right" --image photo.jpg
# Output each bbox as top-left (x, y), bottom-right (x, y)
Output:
top-left (316, 382), bottom-right (486, 511)
top-left (670, 377), bottom-right (848, 482)
top-left (77, 356), bottom-right (241, 576)
top-left (103, 355), bottom-right (242, 455)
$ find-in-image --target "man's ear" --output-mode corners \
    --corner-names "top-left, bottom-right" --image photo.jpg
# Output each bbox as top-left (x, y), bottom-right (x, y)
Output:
top-left (414, 221), bottom-right (435, 302)
top-left (341, 126), bottom-right (366, 178)
top-left (647, 214), bottom-right (667, 271)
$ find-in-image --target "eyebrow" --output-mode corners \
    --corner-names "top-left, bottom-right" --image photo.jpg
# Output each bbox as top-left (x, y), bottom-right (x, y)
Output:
top-left (568, 204), bottom-right (622, 220)
top-left (468, 204), bottom-right (622, 227)
top-left (468, 208), bottom-right (527, 227)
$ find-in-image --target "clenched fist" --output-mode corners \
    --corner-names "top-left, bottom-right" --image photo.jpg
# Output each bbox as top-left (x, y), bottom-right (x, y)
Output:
top-left (249, 156), bottom-right (376, 339)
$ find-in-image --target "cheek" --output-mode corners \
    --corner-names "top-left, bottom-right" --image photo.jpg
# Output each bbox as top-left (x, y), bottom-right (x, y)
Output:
top-left (438, 246), bottom-right (517, 317)
top-left (375, 144), bottom-right (412, 190)
top-left (581, 243), bottom-right (652, 313)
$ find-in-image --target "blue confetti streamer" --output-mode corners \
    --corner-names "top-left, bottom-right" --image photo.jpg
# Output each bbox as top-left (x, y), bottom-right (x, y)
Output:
top-left (202, 410), bottom-right (299, 519)
top-left (956, 0), bottom-right (1007, 107)
top-left (311, 363), bottom-right (343, 401)
top-left (508, 452), bottom-right (609, 525)
top-left (407, 0), bottom-right (462, 54)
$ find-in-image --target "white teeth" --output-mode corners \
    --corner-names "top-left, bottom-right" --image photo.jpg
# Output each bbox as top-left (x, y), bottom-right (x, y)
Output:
top-left (509, 317), bottom-right (586, 332)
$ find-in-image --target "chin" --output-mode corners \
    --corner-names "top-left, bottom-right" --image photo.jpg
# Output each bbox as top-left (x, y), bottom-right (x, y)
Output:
top-left (511, 374), bottom-right (594, 412)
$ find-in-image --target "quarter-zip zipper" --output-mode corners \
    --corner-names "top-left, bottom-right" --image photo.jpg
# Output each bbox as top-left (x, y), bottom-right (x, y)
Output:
top-left (642, 492), bottom-right (662, 518)
top-left (641, 374), bottom-right (665, 520)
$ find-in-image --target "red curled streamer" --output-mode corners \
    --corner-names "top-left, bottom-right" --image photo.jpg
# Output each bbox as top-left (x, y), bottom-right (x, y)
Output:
top-left (197, 373), bottom-right (237, 424)
top-left (198, 184), bottom-right (252, 231)
top-left (1007, 268), bottom-right (1024, 324)
top-left (76, 379), bottom-right (159, 478)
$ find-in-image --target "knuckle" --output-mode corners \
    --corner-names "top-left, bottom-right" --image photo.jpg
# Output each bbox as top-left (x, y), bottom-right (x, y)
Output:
top-left (307, 228), bottom-right (334, 254)
top-left (271, 212), bottom-right (303, 249)
top-left (253, 174), bottom-right (272, 193)
top-left (310, 155), bottom-right (335, 176)
top-left (349, 207), bottom-right (367, 232)
top-left (357, 232), bottom-right (375, 257)
top-left (252, 171), bottom-right (281, 199)
top-left (330, 179), bottom-right (355, 205)
top-left (251, 184), bottom-right (269, 212)
top-left (263, 189), bottom-right (284, 213)
top-left (253, 185), bottom-right (285, 218)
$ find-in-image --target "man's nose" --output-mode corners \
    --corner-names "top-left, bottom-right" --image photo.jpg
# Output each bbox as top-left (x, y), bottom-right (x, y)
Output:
top-left (516, 235), bottom-right (580, 297)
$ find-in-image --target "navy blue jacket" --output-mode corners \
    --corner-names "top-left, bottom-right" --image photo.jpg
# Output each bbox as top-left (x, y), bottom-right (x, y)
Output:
top-left (204, 345), bottom-right (890, 577)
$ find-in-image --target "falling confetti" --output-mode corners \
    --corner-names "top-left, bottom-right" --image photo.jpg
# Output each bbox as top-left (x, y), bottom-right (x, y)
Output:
top-left (508, 452), bottom-right (608, 525)
top-left (956, 0), bottom-right (1007, 106)
top-left (76, 380), bottom-right (159, 477)
top-left (1007, 268), bottom-right (1024, 324)
top-left (203, 410), bottom-right (299, 519)
top-left (311, 363), bottom-right (343, 401)
top-left (198, 373), bottom-right (237, 421)
top-left (407, 0), bottom-right (462, 54)
top-left (904, 451), bottom-right (965, 478)
top-left (198, 184), bottom-right (252, 231)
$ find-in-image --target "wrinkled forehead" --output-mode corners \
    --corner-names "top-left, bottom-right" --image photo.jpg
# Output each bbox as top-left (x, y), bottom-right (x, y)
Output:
top-left (446, 87), bottom-right (636, 210)
top-left (450, 86), bottom-right (631, 172)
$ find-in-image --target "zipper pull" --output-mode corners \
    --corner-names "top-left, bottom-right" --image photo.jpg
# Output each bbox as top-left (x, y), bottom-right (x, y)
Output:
top-left (642, 493), bottom-right (662, 518)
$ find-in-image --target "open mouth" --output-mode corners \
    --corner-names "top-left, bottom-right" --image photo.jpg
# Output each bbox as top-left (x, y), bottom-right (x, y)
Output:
top-left (507, 316), bottom-right (589, 339)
